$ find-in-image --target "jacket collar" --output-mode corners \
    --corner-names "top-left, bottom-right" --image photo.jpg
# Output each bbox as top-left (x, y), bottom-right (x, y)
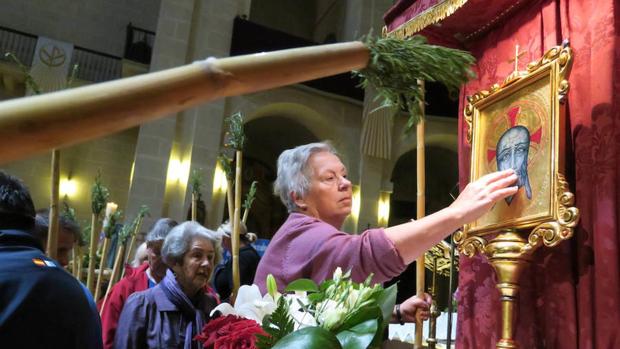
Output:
top-left (0, 229), bottom-right (44, 251)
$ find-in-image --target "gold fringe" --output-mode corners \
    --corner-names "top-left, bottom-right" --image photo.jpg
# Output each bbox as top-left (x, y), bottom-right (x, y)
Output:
top-left (383, 0), bottom-right (469, 39)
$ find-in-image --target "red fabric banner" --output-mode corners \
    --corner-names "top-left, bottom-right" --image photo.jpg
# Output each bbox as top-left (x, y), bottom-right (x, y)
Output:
top-left (386, 0), bottom-right (620, 348)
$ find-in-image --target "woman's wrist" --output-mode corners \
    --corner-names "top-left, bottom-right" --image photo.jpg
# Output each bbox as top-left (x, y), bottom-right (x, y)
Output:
top-left (395, 303), bottom-right (405, 325)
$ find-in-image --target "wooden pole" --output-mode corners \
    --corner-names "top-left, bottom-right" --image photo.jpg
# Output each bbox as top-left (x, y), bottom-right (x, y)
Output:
top-left (242, 204), bottom-right (250, 224)
top-left (75, 246), bottom-right (83, 281)
top-left (121, 214), bottom-right (146, 279)
top-left (191, 192), bottom-right (198, 221)
top-left (71, 247), bottom-right (77, 275)
top-left (86, 213), bottom-right (100, 293)
top-left (226, 179), bottom-right (234, 221)
top-left (231, 150), bottom-right (242, 304)
top-left (0, 42), bottom-right (369, 164)
top-left (46, 150), bottom-right (60, 260)
top-left (95, 237), bottom-right (111, 301)
top-left (100, 242), bottom-right (125, 315)
top-left (415, 80), bottom-right (426, 349)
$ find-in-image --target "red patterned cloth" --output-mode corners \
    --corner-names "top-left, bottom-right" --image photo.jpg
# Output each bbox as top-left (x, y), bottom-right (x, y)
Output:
top-left (385, 1), bottom-right (620, 348)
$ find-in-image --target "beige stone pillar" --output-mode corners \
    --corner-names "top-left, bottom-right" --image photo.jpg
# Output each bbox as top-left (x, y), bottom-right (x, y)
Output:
top-left (126, 0), bottom-right (238, 230)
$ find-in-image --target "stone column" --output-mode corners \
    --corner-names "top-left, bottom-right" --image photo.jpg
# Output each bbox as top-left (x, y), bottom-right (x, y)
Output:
top-left (126, 0), bottom-right (238, 230)
top-left (342, 0), bottom-right (395, 232)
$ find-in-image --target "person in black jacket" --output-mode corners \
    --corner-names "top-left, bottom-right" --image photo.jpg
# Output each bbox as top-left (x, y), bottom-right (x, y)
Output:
top-left (212, 221), bottom-right (260, 302)
top-left (0, 170), bottom-right (103, 349)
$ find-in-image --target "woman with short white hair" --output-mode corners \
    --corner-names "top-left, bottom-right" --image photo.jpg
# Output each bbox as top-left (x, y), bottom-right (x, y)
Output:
top-left (115, 221), bottom-right (221, 349)
top-left (254, 141), bottom-right (517, 323)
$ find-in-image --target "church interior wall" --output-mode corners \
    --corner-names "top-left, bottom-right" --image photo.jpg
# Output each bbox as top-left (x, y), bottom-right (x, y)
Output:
top-left (0, 0), bottom-right (459, 241)
top-left (0, 0), bottom-right (160, 57)
top-left (1, 128), bottom-right (139, 226)
top-left (249, 0), bottom-right (317, 41)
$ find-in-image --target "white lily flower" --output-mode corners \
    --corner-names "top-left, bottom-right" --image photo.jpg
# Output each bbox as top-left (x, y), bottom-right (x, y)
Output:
top-left (285, 291), bottom-right (317, 330)
top-left (210, 284), bottom-right (277, 323)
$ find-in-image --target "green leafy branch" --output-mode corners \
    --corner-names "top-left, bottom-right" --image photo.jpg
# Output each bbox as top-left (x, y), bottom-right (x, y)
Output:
top-left (189, 169), bottom-right (203, 196)
top-left (224, 112), bottom-right (245, 151)
top-left (91, 171), bottom-right (110, 215)
top-left (243, 181), bottom-right (258, 210)
top-left (217, 153), bottom-right (234, 181)
top-left (354, 34), bottom-right (476, 131)
top-left (61, 201), bottom-right (77, 223)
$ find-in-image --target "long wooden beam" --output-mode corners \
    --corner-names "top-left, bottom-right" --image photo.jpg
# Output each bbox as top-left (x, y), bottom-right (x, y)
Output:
top-left (0, 42), bottom-right (369, 164)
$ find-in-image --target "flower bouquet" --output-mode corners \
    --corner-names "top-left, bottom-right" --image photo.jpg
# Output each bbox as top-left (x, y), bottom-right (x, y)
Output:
top-left (195, 268), bottom-right (397, 349)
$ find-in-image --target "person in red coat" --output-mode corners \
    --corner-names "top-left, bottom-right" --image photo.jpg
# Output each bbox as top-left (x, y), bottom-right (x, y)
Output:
top-left (100, 218), bottom-right (178, 349)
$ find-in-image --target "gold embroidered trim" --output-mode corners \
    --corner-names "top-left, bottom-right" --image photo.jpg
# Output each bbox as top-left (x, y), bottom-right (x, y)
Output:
top-left (383, 0), bottom-right (469, 39)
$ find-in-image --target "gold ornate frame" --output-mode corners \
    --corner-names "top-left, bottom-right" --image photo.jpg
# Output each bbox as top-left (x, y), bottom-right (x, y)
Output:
top-left (454, 42), bottom-right (579, 349)
top-left (460, 42), bottom-right (577, 238)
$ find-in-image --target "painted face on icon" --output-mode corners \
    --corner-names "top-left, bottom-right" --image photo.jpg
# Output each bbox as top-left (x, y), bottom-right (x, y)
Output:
top-left (496, 126), bottom-right (532, 205)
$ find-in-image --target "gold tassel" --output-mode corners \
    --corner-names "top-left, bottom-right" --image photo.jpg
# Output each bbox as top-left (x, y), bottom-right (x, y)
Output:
top-left (384, 0), bottom-right (469, 39)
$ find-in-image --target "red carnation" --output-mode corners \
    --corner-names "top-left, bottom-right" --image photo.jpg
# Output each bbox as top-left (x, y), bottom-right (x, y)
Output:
top-left (195, 315), bottom-right (268, 349)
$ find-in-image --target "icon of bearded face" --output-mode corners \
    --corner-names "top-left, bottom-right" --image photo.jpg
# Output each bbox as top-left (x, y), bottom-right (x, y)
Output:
top-left (496, 126), bottom-right (532, 205)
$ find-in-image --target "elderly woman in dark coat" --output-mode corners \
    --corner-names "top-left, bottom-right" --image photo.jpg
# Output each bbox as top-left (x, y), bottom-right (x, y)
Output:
top-left (114, 221), bottom-right (221, 349)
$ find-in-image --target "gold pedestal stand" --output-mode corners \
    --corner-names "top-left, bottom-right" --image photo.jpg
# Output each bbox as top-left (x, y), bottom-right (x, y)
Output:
top-left (454, 174), bottom-right (579, 348)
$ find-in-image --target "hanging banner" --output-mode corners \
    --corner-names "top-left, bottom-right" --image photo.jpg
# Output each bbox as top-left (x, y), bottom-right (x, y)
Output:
top-left (27, 36), bottom-right (74, 95)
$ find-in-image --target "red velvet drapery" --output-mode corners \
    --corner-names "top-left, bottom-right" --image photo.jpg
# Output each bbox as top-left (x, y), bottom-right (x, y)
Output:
top-left (385, 1), bottom-right (620, 348)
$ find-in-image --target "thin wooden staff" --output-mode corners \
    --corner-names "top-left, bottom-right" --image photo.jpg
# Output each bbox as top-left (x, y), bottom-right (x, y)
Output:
top-left (87, 174), bottom-right (109, 293)
top-left (414, 80), bottom-right (426, 349)
top-left (95, 202), bottom-right (120, 301)
top-left (72, 247), bottom-right (78, 276)
top-left (100, 222), bottom-right (134, 315)
top-left (87, 215), bottom-right (101, 293)
top-left (46, 150), bottom-right (60, 260)
top-left (231, 150), bottom-right (242, 304)
top-left (190, 170), bottom-right (202, 222)
top-left (76, 246), bottom-right (83, 281)
top-left (121, 206), bottom-right (149, 279)
top-left (95, 208), bottom-right (120, 301)
top-left (191, 192), bottom-right (198, 221)
top-left (0, 42), bottom-right (369, 165)
top-left (100, 235), bottom-right (126, 315)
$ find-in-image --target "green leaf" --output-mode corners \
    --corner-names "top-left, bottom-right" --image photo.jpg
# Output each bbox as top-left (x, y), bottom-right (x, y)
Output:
top-left (335, 305), bottom-right (382, 334)
top-left (266, 274), bottom-right (278, 299)
top-left (271, 326), bottom-right (342, 349)
top-left (353, 33), bottom-right (476, 132)
top-left (285, 279), bottom-right (319, 293)
top-left (224, 111), bottom-right (245, 150)
top-left (376, 284), bottom-right (398, 328)
top-left (243, 180), bottom-right (258, 210)
top-left (256, 296), bottom-right (295, 349)
top-left (189, 169), bottom-right (203, 195)
top-left (91, 171), bottom-right (110, 215)
top-left (335, 318), bottom-right (378, 349)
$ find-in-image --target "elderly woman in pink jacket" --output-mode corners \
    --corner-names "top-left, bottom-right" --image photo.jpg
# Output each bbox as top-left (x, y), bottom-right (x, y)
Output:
top-left (254, 142), bottom-right (517, 323)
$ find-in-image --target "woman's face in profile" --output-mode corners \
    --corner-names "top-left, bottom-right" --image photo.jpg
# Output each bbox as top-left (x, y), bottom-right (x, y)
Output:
top-left (298, 151), bottom-right (352, 225)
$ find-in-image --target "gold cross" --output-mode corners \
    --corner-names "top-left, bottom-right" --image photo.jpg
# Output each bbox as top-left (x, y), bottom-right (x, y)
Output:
top-left (508, 44), bottom-right (527, 73)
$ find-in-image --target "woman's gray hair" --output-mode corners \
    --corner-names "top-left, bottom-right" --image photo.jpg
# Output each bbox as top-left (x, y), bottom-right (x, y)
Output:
top-left (161, 221), bottom-right (222, 268)
top-left (274, 142), bottom-right (338, 212)
top-left (145, 218), bottom-right (178, 243)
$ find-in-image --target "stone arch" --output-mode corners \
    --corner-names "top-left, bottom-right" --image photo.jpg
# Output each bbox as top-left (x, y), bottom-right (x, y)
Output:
top-left (385, 141), bottom-right (459, 310)
top-left (223, 101), bottom-right (335, 239)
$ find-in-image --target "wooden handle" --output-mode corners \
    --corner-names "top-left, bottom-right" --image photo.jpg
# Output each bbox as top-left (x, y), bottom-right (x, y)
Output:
top-left (0, 42), bottom-right (369, 164)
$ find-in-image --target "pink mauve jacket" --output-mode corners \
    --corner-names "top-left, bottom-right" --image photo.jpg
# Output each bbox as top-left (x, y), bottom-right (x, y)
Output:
top-left (254, 212), bottom-right (406, 293)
